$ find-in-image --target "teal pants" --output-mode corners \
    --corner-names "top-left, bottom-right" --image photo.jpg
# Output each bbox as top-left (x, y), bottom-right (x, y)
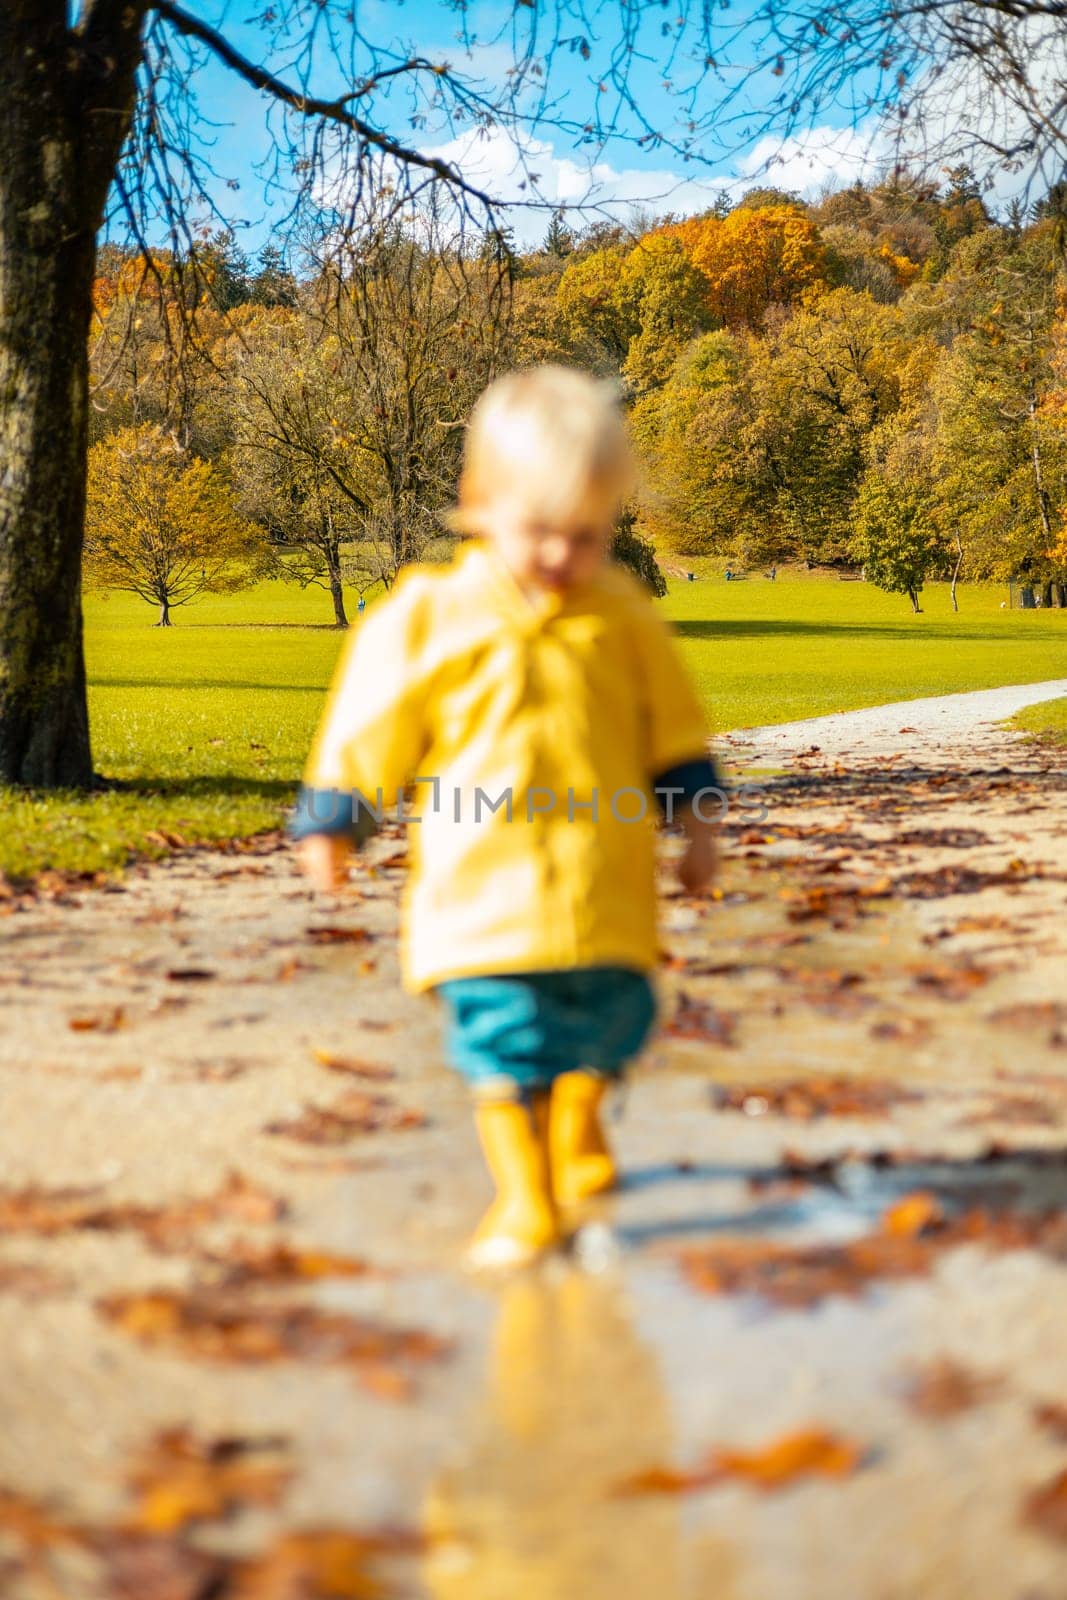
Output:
top-left (434, 965), bottom-right (658, 1097)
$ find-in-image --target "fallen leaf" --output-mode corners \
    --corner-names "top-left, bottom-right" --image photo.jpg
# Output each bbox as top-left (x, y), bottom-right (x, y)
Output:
top-left (902, 1357), bottom-right (1002, 1417)
top-left (617, 1427), bottom-right (863, 1497)
top-left (196, 1241), bottom-right (371, 1289)
top-left (264, 1091), bottom-right (424, 1145)
top-left (125, 1429), bottom-right (291, 1534)
top-left (69, 1006), bottom-right (126, 1033)
top-left (665, 991), bottom-right (737, 1047)
top-left (1023, 1468), bottom-right (1067, 1543)
top-left (312, 1049), bottom-right (395, 1081)
top-left (1034, 1402), bottom-right (1067, 1442)
top-left (306, 925), bottom-right (372, 945)
top-left (230, 1527), bottom-right (423, 1600)
top-left (882, 1191), bottom-right (944, 1238)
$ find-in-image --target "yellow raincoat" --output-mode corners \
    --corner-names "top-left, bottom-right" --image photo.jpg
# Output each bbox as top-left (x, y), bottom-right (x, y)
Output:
top-left (298, 538), bottom-right (713, 993)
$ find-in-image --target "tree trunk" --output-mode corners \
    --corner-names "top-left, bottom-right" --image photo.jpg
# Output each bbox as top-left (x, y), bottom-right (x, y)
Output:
top-left (1041, 581), bottom-right (1054, 609)
top-left (950, 528), bottom-right (963, 613)
top-left (157, 599), bottom-right (172, 628)
top-left (329, 574), bottom-right (348, 628)
top-left (0, 5), bottom-right (143, 788)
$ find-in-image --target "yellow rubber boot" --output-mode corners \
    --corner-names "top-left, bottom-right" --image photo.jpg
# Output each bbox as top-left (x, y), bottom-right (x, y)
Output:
top-left (466, 1096), bottom-right (561, 1270)
top-left (550, 1071), bottom-right (618, 1207)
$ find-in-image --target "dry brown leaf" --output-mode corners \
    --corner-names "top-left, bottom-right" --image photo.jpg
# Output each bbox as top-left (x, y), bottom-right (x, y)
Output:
top-left (231, 1527), bottom-right (422, 1600)
top-left (306, 925), bottom-right (372, 945)
top-left (69, 1005), bottom-right (126, 1032)
top-left (311, 1049), bottom-right (395, 1082)
top-left (665, 991), bottom-right (737, 1047)
top-left (196, 1241), bottom-right (371, 1289)
top-left (1023, 1468), bottom-right (1067, 1543)
top-left (264, 1090), bottom-right (424, 1145)
top-left (125, 1429), bottom-right (291, 1534)
top-left (902, 1358), bottom-right (1002, 1418)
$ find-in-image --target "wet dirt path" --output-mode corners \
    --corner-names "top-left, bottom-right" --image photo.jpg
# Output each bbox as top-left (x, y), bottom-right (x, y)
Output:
top-left (1, 704), bottom-right (1066, 1599)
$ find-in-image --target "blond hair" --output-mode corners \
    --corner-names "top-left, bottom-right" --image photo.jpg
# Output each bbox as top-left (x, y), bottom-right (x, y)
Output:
top-left (450, 365), bottom-right (636, 535)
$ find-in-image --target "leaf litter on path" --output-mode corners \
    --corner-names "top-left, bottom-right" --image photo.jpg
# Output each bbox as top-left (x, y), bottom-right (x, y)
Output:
top-left (264, 1089), bottom-right (425, 1144)
top-left (616, 1427), bottom-right (865, 1498)
top-left (678, 1192), bottom-right (1067, 1310)
top-left (0, 1171), bottom-right (285, 1249)
top-left (98, 1289), bottom-right (449, 1398)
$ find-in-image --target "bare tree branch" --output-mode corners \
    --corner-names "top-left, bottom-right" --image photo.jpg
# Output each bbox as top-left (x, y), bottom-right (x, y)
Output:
top-left (152, 1), bottom-right (498, 214)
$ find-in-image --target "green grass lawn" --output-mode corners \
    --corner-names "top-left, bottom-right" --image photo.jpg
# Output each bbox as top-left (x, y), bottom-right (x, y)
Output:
top-left (1, 568), bottom-right (1064, 880)
top-left (1010, 696), bottom-right (1067, 746)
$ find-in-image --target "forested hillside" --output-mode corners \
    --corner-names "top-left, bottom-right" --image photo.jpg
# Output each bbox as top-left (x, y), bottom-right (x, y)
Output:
top-left (87, 172), bottom-right (1067, 616)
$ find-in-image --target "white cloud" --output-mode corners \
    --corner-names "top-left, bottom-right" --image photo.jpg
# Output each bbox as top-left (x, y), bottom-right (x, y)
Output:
top-left (418, 121), bottom-right (890, 243)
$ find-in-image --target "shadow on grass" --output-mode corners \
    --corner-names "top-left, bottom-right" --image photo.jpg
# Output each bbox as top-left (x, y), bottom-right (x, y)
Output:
top-left (91, 679), bottom-right (326, 692)
top-left (672, 619), bottom-right (1067, 642)
top-left (99, 775), bottom-right (295, 801)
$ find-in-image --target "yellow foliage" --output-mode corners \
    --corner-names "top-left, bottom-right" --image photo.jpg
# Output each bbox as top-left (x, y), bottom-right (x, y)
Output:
top-left (85, 424), bottom-right (261, 616)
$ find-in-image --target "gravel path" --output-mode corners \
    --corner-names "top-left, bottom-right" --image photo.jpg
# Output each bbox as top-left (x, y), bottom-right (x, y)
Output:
top-left (723, 678), bottom-right (1067, 768)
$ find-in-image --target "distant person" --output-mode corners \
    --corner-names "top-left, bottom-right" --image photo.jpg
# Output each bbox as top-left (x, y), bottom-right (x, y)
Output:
top-left (357, 595), bottom-right (366, 616)
top-left (767, 565), bottom-right (776, 581)
top-left (290, 366), bottom-right (721, 1270)
top-left (724, 567), bottom-right (732, 582)
top-left (687, 571), bottom-right (694, 582)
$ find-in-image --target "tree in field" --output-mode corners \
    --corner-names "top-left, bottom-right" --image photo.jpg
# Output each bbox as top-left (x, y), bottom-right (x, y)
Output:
top-left (223, 310), bottom-right (377, 628)
top-left (84, 426), bottom-right (260, 625)
top-left (852, 430), bottom-right (944, 612)
top-left (0, 2), bottom-right (735, 790)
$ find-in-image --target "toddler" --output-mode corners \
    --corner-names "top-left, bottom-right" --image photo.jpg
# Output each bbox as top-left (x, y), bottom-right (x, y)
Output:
top-left (291, 366), bottom-right (721, 1268)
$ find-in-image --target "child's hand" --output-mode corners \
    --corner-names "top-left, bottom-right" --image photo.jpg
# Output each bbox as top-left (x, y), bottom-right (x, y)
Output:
top-left (297, 834), bottom-right (352, 893)
top-left (677, 817), bottom-right (718, 895)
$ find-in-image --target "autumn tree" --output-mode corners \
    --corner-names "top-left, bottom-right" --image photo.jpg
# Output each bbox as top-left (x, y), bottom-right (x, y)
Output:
top-left (223, 309), bottom-right (376, 627)
top-left (666, 205), bottom-right (829, 330)
top-left (631, 332), bottom-right (760, 560)
top-left (84, 425), bottom-right (260, 625)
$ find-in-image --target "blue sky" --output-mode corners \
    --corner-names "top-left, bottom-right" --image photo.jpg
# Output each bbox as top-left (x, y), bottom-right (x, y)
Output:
top-left (146, 0), bottom-right (893, 255)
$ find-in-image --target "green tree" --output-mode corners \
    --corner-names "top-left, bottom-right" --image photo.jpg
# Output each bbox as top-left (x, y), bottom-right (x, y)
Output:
top-left (84, 425), bottom-right (260, 625)
top-left (852, 441), bottom-right (944, 612)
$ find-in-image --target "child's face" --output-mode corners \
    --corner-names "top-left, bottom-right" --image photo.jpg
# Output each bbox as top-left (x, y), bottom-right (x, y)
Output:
top-left (488, 503), bottom-right (613, 594)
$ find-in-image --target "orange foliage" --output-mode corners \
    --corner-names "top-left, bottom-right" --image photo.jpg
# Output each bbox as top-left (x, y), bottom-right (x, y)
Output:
top-left (662, 205), bottom-right (828, 328)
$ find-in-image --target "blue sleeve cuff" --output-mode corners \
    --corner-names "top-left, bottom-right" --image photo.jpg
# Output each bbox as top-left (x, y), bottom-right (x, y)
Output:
top-left (652, 756), bottom-right (726, 818)
top-left (287, 785), bottom-right (381, 845)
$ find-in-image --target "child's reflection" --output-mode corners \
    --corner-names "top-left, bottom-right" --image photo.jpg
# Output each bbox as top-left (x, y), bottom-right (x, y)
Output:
top-left (422, 1268), bottom-right (683, 1600)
